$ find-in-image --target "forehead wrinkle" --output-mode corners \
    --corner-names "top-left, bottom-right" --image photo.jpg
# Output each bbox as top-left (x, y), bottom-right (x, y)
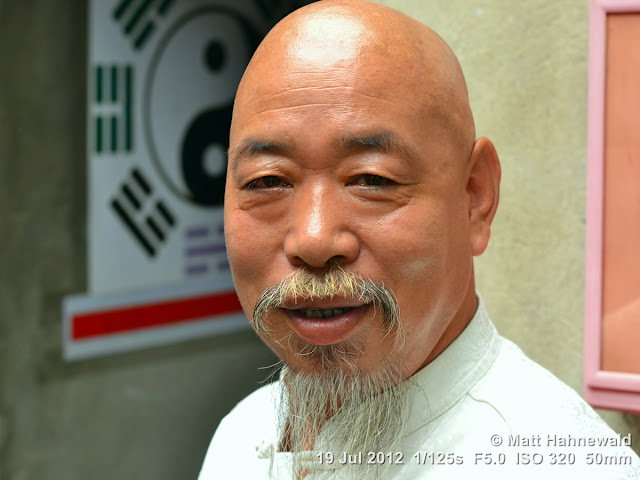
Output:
top-left (244, 85), bottom-right (397, 116)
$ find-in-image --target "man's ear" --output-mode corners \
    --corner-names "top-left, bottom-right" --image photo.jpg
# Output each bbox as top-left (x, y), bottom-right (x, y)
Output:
top-left (466, 137), bottom-right (501, 256)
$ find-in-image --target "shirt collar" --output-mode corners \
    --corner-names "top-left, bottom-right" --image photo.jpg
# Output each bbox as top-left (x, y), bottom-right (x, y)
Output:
top-left (403, 294), bottom-right (501, 434)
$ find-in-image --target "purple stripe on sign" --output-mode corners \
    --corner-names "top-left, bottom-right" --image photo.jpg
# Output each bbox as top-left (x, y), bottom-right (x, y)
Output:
top-left (185, 244), bottom-right (227, 256)
top-left (217, 224), bottom-right (225, 235)
top-left (185, 226), bottom-right (209, 238)
top-left (216, 259), bottom-right (230, 271)
top-left (185, 264), bottom-right (209, 275)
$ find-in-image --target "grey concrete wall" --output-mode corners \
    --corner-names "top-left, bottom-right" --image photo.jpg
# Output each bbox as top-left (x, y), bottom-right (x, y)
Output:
top-left (0, 1), bottom-right (277, 479)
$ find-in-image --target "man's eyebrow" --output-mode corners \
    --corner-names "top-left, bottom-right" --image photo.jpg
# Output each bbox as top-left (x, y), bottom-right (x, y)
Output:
top-left (229, 139), bottom-right (295, 162)
top-left (336, 131), bottom-right (416, 162)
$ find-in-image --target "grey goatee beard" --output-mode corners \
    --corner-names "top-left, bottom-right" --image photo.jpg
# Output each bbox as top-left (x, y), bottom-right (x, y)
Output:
top-left (252, 267), bottom-right (410, 479)
top-left (279, 362), bottom-right (411, 479)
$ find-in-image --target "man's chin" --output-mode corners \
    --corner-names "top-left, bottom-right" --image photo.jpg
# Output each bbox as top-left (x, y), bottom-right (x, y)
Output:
top-left (280, 335), bottom-right (368, 376)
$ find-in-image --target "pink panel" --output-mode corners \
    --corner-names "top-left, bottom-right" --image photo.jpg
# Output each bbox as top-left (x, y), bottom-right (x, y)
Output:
top-left (601, 13), bottom-right (640, 374)
top-left (584, 0), bottom-right (640, 413)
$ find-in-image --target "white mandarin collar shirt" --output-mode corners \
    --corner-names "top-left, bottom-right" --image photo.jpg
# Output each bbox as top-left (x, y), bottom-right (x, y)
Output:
top-left (200, 297), bottom-right (640, 479)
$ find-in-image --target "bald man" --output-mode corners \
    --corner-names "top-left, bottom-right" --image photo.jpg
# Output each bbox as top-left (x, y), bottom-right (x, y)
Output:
top-left (199, 1), bottom-right (639, 478)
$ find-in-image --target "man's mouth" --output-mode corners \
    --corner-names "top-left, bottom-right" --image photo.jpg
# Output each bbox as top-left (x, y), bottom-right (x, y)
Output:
top-left (296, 307), bottom-right (355, 319)
top-left (282, 304), bottom-right (369, 345)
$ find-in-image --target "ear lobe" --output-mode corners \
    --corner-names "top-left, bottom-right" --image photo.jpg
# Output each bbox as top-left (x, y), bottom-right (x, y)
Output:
top-left (466, 137), bottom-right (501, 256)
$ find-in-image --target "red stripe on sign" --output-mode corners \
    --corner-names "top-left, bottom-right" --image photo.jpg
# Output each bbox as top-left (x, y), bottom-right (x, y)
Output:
top-left (72, 291), bottom-right (243, 340)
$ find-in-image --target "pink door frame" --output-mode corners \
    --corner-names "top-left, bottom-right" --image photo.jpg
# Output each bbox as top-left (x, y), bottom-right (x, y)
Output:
top-left (584, 0), bottom-right (640, 413)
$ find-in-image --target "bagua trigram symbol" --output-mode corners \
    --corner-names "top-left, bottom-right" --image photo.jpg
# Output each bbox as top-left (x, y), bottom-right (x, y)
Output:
top-left (92, 64), bottom-right (133, 154)
top-left (111, 168), bottom-right (177, 257)
top-left (112, 0), bottom-right (175, 51)
top-left (183, 224), bottom-right (230, 277)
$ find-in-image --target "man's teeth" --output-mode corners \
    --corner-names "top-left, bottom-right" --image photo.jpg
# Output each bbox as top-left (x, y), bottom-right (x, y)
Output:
top-left (299, 307), bottom-right (353, 319)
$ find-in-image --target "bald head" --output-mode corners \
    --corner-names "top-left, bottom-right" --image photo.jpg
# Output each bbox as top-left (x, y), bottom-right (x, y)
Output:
top-left (224, 0), bottom-right (501, 388)
top-left (232, 0), bottom-right (475, 160)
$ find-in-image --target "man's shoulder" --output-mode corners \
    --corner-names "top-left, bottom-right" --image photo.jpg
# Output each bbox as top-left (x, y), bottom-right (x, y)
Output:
top-left (448, 336), bottom-right (640, 479)
top-left (472, 336), bottom-right (616, 434)
top-left (220, 379), bottom-right (281, 430)
top-left (212, 380), bottom-right (281, 449)
top-left (198, 380), bottom-right (281, 479)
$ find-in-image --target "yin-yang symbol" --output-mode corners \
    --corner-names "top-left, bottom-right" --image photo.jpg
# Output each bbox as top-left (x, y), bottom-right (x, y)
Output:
top-left (144, 7), bottom-right (260, 206)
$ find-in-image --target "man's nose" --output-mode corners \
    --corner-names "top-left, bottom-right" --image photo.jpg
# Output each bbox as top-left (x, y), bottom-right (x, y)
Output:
top-left (283, 184), bottom-right (360, 269)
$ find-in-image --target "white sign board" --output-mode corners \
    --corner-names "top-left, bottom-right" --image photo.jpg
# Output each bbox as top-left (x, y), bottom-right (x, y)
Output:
top-left (63, 0), bottom-right (309, 360)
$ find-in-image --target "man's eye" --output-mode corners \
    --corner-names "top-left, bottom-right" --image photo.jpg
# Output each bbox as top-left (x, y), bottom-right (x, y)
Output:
top-left (244, 176), bottom-right (289, 189)
top-left (354, 174), bottom-right (394, 186)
